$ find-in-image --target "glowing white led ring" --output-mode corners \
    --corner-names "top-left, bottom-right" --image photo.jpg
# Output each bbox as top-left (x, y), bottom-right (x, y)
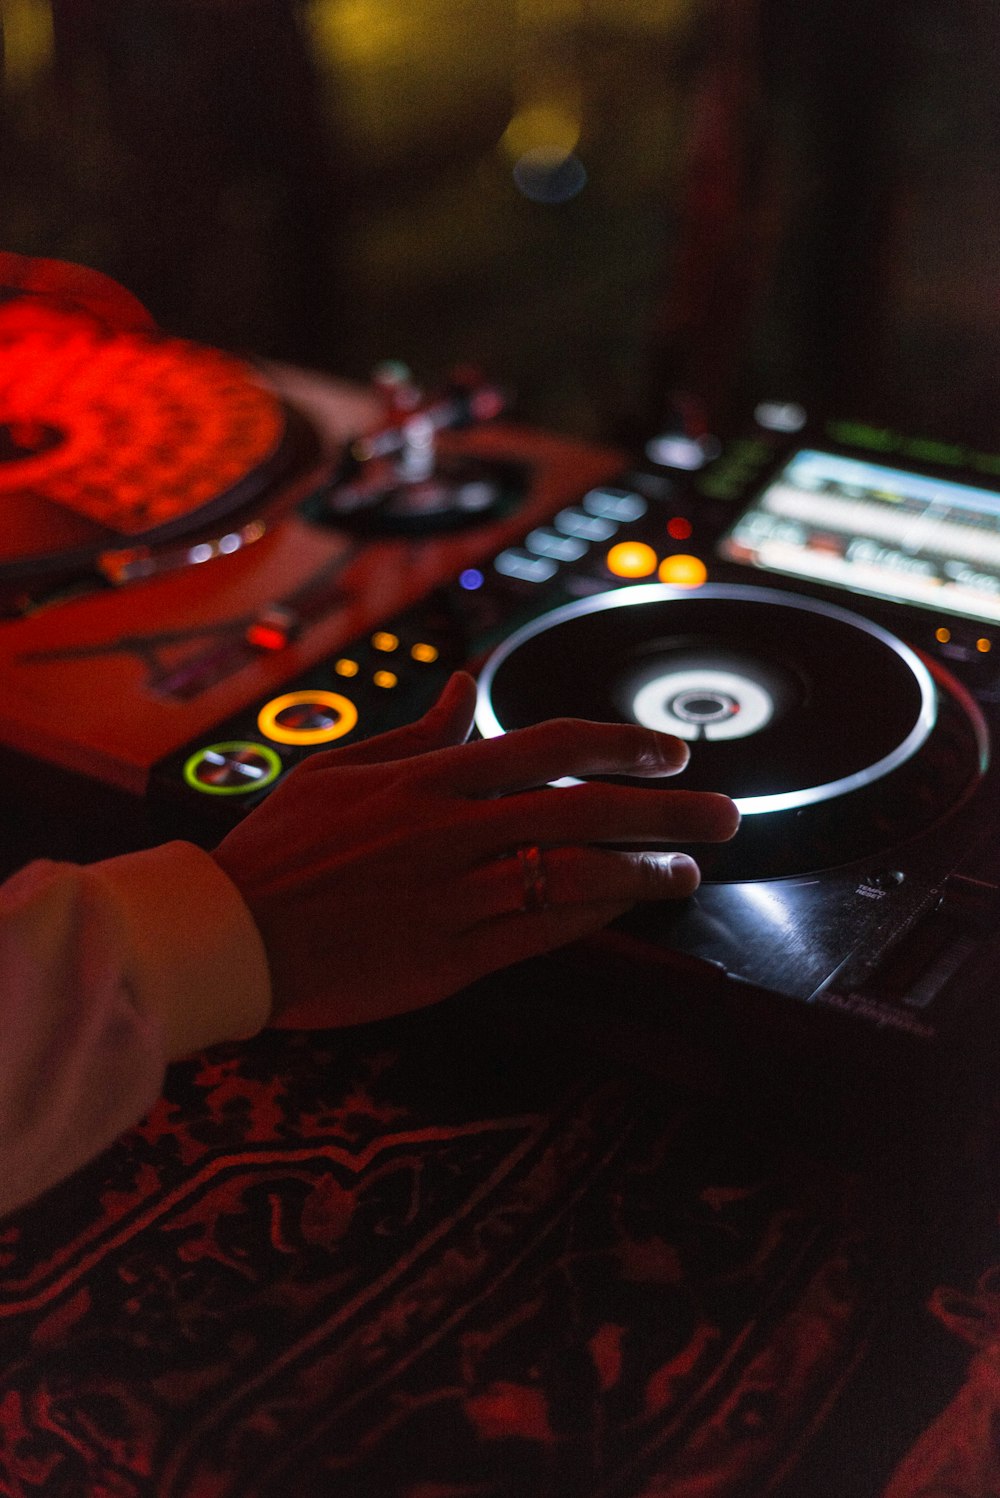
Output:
top-left (257, 690), bottom-right (358, 746)
top-left (631, 668), bottom-right (773, 741)
top-left (475, 583), bottom-right (938, 815)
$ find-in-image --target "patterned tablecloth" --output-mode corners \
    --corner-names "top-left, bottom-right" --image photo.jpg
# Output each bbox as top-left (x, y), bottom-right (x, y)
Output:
top-left (0, 974), bottom-right (996, 1498)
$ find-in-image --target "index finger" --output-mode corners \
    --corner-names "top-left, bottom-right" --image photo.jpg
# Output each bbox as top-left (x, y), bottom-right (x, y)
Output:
top-left (414, 717), bottom-right (691, 797)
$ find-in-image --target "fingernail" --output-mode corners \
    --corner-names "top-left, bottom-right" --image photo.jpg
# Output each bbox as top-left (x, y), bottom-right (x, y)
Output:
top-left (720, 797), bottom-right (741, 836)
top-left (667, 853), bottom-right (700, 890)
top-left (650, 732), bottom-right (689, 773)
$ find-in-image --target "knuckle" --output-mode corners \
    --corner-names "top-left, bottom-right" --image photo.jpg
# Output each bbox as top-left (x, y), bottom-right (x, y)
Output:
top-left (518, 718), bottom-right (574, 751)
top-left (633, 850), bottom-right (670, 893)
top-left (628, 850), bottom-right (694, 897)
top-left (398, 721), bottom-right (437, 755)
top-left (641, 728), bottom-right (689, 773)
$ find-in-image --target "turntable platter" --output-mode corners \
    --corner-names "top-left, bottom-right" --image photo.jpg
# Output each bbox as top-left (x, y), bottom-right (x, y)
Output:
top-left (0, 302), bottom-right (312, 584)
top-left (476, 584), bottom-right (989, 879)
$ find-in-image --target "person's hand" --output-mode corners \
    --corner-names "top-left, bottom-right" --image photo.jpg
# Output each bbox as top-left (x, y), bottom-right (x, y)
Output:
top-left (211, 673), bottom-right (739, 1028)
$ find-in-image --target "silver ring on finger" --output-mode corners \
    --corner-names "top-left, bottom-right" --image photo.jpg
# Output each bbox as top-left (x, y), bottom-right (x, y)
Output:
top-left (517, 844), bottom-right (549, 913)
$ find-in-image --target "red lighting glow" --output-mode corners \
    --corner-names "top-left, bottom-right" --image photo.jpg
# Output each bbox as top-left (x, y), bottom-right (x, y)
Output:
top-left (245, 623), bottom-right (289, 652)
top-left (0, 303), bottom-right (284, 539)
top-left (667, 516), bottom-right (693, 540)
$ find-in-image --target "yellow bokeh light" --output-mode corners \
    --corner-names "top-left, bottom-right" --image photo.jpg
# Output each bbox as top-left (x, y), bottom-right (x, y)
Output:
top-left (411, 642), bottom-right (439, 663)
top-left (371, 631), bottom-right (399, 652)
top-left (306, 0), bottom-right (412, 68)
top-left (334, 658), bottom-right (360, 677)
top-left (2, 0), bottom-right (54, 88)
top-left (373, 670), bottom-right (398, 689)
top-left (606, 540), bottom-right (658, 578)
top-left (658, 554), bottom-right (708, 588)
top-left (935, 627), bottom-right (951, 644)
top-left (977, 638), bottom-right (992, 654)
top-left (500, 104), bottom-right (580, 162)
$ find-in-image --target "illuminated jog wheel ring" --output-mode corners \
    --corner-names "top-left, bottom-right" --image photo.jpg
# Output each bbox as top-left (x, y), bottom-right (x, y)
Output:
top-left (476, 583), bottom-right (988, 879)
top-left (183, 742), bottom-right (282, 796)
top-left (257, 690), bottom-right (358, 746)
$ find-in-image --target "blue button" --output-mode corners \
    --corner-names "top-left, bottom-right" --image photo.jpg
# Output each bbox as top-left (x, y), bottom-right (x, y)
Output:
top-left (525, 528), bottom-right (589, 561)
top-left (645, 434), bottom-right (721, 470)
top-left (494, 549), bottom-right (559, 583)
top-left (582, 487), bottom-right (647, 522)
top-left (553, 508), bottom-right (618, 541)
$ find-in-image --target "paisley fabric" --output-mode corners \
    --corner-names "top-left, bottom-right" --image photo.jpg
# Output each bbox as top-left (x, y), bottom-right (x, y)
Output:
top-left (0, 985), bottom-right (975, 1497)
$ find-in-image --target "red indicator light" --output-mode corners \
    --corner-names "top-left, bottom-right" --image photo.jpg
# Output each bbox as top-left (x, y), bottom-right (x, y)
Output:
top-left (246, 606), bottom-right (299, 652)
top-left (667, 516), bottom-right (692, 541)
top-left (246, 623), bottom-right (289, 652)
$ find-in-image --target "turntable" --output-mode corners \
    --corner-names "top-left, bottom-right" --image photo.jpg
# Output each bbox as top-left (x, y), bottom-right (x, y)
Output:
top-left (147, 407), bottom-right (1000, 1081)
top-left (0, 279), bottom-right (612, 853)
top-left (475, 583), bottom-right (986, 882)
top-left (4, 265), bottom-right (1000, 1077)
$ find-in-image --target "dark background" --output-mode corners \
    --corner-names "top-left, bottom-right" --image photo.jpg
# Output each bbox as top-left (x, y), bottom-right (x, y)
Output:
top-left (2, 0), bottom-right (998, 445)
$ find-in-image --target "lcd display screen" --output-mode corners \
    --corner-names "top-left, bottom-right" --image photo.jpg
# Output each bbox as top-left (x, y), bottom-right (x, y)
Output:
top-left (720, 449), bottom-right (1000, 623)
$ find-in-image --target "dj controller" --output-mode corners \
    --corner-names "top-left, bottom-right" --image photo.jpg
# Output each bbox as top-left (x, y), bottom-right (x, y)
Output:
top-left (5, 301), bottom-right (1000, 1095)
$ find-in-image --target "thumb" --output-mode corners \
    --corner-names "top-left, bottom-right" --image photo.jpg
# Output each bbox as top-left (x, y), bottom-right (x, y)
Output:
top-left (308, 671), bottom-right (478, 770)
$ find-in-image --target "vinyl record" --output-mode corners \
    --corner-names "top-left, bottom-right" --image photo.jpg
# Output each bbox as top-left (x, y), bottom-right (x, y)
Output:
top-left (476, 584), bottom-right (988, 879)
top-left (0, 303), bottom-right (315, 588)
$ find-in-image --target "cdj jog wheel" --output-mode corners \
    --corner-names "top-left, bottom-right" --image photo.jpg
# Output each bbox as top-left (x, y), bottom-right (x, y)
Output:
top-left (476, 584), bottom-right (989, 880)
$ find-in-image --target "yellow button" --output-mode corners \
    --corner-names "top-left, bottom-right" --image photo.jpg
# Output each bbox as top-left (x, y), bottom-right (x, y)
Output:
top-left (257, 690), bottom-right (358, 746)
top-left (334, 657), bottom-right (360, 677)
top-left (658, 553), bottom-right (708, 588)
top-left (411, 642), bottom-right (439, 663)
top-left (605, 540), bottom-right (658, 579)
top-left (371, 631), bottom-right (399, 652)
top-left (373, 670), bottom-right (398, 689)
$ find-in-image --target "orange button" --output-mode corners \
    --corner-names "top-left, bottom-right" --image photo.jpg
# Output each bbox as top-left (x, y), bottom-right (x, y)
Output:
top-left (658, 553), bottom-right (708, 588)
top-left (257, 690), bottom-right (358, 746)
top-left (606, 540), bottom-right (658, 578)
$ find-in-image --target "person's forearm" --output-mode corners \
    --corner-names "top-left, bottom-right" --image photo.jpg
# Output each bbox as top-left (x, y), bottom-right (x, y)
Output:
top-left (86, 841), bottom-right (272, 1058)
top-left (0, 844), bottom-right (271, 1215)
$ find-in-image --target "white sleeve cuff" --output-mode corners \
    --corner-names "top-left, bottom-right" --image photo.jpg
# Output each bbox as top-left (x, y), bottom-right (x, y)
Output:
top-left (86, 841), bottom-right (273, 1059)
